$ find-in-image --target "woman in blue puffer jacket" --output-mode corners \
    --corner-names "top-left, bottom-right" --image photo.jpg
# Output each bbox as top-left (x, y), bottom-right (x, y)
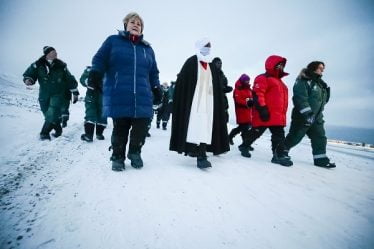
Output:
top-left (88, 12), bottom-right (162, 171)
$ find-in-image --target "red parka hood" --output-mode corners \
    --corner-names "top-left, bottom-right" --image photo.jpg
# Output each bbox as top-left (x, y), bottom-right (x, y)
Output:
top-left (265, 55), bottom-right (289, 78)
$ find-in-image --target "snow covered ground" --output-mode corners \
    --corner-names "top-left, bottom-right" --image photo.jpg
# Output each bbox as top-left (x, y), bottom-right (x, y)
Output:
top-left (1, 75), bottom-right (374, 249)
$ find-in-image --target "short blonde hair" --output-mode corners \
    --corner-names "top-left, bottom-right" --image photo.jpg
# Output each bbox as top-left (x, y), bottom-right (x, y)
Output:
top-left (123, 12), bottom-right (144, 33)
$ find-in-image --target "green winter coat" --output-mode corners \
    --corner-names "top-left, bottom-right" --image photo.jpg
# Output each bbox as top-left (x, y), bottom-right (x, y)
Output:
top-left (80, 66), bottom-right (106, 124)
top-left (23, 57), bottom-right (77, 123)
top-left (291, 69), bottom-right (330, 123)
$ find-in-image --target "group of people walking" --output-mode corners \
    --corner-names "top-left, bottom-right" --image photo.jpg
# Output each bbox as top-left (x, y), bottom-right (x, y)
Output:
top-left (23, 11), bottom-right (336, 172)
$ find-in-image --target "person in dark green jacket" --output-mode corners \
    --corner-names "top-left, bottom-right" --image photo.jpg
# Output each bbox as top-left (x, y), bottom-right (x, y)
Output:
top-left (23, 46), bottom-right (79, 140)
top-left (283, 61), bottom-right (336, 168)
top-left (60, 75), bottom-right (79, 127)
top-left (79, 66), bottom-right (107, 142)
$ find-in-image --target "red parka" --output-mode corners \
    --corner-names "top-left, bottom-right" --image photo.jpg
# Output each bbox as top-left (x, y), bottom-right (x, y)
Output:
top-left (252, 55), bottom-right (289, 127)
top-left (233, 79), bottom-right (252, 124)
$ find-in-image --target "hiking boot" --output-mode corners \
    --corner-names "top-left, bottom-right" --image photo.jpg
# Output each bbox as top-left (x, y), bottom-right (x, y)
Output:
top-left (40, 121), bottom-right (53, 140)
top-left (271, 153), bottom-right (293, 167)
top-left (238, 145), bottom-right (251, 158)
top-left (96, 124), bottom-right (106, 140)
top-left (162, 121), bottom-right (167, 130)
top-left (40, 133), bottom-right (51, 141)
top-left (127, 153), bottom-right (143, 169)
top-left (81, 134), bottom-right (93, 142)
top-left (110, 155), bottom-right (125, 171)
top-left (197, 156), bottom-right (212, 169)
top-left (314, 158), bottom-right (336, 168)
top-left (52, 123), bottom-right (62, 138)
top-left (81, 122), bottom-right (94, 142)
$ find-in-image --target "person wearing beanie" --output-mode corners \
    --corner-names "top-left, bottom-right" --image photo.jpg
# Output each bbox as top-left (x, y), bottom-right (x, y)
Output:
top-left (229, 74), bottom-right (254, 157)
top-left (212, 57), bottom-right (233, 124)
top-left (169, 38), bottom-right (230, 169)
top-left (89, 12), bottom-right (162, 171)
top-left (23, 46), bottom-right (79, 140)
top-left (79, 66), bottom-right (107, 142)
top-left (283, 61), bottom-right (336, 168)
top-left (243, 55), bottom-right (293, 166)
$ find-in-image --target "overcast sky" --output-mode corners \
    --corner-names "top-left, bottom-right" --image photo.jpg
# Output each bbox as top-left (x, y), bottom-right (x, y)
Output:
top-left (0, 0), bottom-right (373, 128)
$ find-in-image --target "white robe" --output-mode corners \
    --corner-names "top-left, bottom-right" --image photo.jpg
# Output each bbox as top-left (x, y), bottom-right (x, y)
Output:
top-left (186, 62), bottom-right (214, 144)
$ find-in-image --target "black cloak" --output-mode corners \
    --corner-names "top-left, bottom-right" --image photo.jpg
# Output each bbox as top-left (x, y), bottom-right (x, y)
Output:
top-left (169, 55), bottom-right (230, 155)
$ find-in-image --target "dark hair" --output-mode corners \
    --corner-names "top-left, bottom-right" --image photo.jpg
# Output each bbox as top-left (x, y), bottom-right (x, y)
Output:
top-left (212, 57), bottom-right (222, 64)
top-left (307, 61), bottom-right (325, 72)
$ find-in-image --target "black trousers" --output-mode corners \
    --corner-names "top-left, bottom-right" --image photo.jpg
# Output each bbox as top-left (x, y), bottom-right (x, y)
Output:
top-left (230, 124), bottom-right (251, 138)
top-left (111, 117), bottom-right (150, 158)
top-left (245, 126), bottom-right (286, 153)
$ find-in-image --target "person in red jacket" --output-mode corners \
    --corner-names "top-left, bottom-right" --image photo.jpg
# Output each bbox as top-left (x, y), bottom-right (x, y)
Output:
top-left (229, 74), bottom-right (254, 157)
top-left (242, 55), bottom-right (293, 166)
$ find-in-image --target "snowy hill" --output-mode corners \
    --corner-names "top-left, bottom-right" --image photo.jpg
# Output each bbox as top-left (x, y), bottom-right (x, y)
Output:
top-left (0, 75), bottom-right (374, 249)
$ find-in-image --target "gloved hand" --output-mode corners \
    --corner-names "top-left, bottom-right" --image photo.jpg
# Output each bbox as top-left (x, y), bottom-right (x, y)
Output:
top-left (72, 94), bottom-right (79, 104)
top-left (246, 98), bottom-right (254, 107)
top-left (152, 86), bottom-right (163, 105)
top-left (326, 87), bottom-right (330, 103)
top-left (87, 70), bottom-right (103, 93)
top-left (257, 106), bottom-right (270, 122)
top-left (303, 111), bottom-right (315, 126)
top-left (223, 85), bottom-right (233, 93)
top-left (24, 78), bottom-right (34, 86)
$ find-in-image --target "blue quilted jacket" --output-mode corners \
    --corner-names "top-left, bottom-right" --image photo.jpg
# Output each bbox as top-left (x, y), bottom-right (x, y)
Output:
top-left (92, 31), bottom-right (160, 118)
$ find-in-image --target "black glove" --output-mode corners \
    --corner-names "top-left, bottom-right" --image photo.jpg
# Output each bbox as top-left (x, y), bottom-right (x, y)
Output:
top-left (87, 70), bottom-right (103, 93)
top-left (152, 86), bottom-right (163, 105)
top-left (258, 106), bottom-right (270, 122)
top-left (246, 98), bottom-right (254, 107)
top-left (223, 85), bottom-right (233, 93)
top-left (326, 87), bottom-right (330, 103)
top-left (302, 111), bottom-right (315, 126)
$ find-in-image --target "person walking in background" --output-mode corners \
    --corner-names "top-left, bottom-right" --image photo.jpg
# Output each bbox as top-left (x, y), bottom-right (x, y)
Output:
top-left (60, 75), bottom-right (79, 128)
top-left (229, 74), bottom-right (254, 157)
top-left (88, 12), bottom-right (162, 171)
top-left (23, 46), bottom-right (79, 140)
top-left (242, 55), bottom-right (293, 166)
top-left (212, 57), bottom-right (233, 123)
top-left (79, 66), bottom-right (107, 142)
top-left (169, 38), bottom-right (229, 169)
top-left (156, 82), bottom-right (172, 130)
top-left (283, 61), bottom-right (336, 168)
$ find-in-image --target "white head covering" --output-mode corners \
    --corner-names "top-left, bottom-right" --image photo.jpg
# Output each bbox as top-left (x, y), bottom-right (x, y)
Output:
top-left (195, 37), bottom-right (212, 63)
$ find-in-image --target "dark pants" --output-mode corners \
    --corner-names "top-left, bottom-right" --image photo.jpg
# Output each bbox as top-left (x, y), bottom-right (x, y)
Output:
top-left (111, 117), bottom-right (150, 159)
top-left (60, 98), bottom-right (70, 124)
top-left (230, 124), bottom-right (251, 137)
top-left (245, 126), bottom-right (286, 153)
top-left (284, 120), bottom-right (327, 158)
top-left (156, 104), bottom-right (171, 123)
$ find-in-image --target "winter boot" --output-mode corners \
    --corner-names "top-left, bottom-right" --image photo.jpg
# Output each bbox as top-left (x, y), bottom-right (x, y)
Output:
top-left (81, 122), bottom-right (95, 142)
top-left (127, 152), bottom-right (143, 169)
top-left (314, 158), bottom-right (336, 168)
top-left (196, 143), bottom-right (212, 169)
top-left (40, 121), bottom-right (53, 140)
top-left (96, 124), bottom-right (106, 140)
top-left (271, 150), bottom-right (293, 167)
top-left (52, 122), bottom-right (63, 138)
top-left (197, 156), bottom-right (212, 169)
top-left (238, 144), bottom-right (251, 158)
top-left (162, 121), bottom-right (167, 130)
top-left (110, 155), bottom-right (125, 171)
top-left (156, 121), bottom-right (160, 129)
